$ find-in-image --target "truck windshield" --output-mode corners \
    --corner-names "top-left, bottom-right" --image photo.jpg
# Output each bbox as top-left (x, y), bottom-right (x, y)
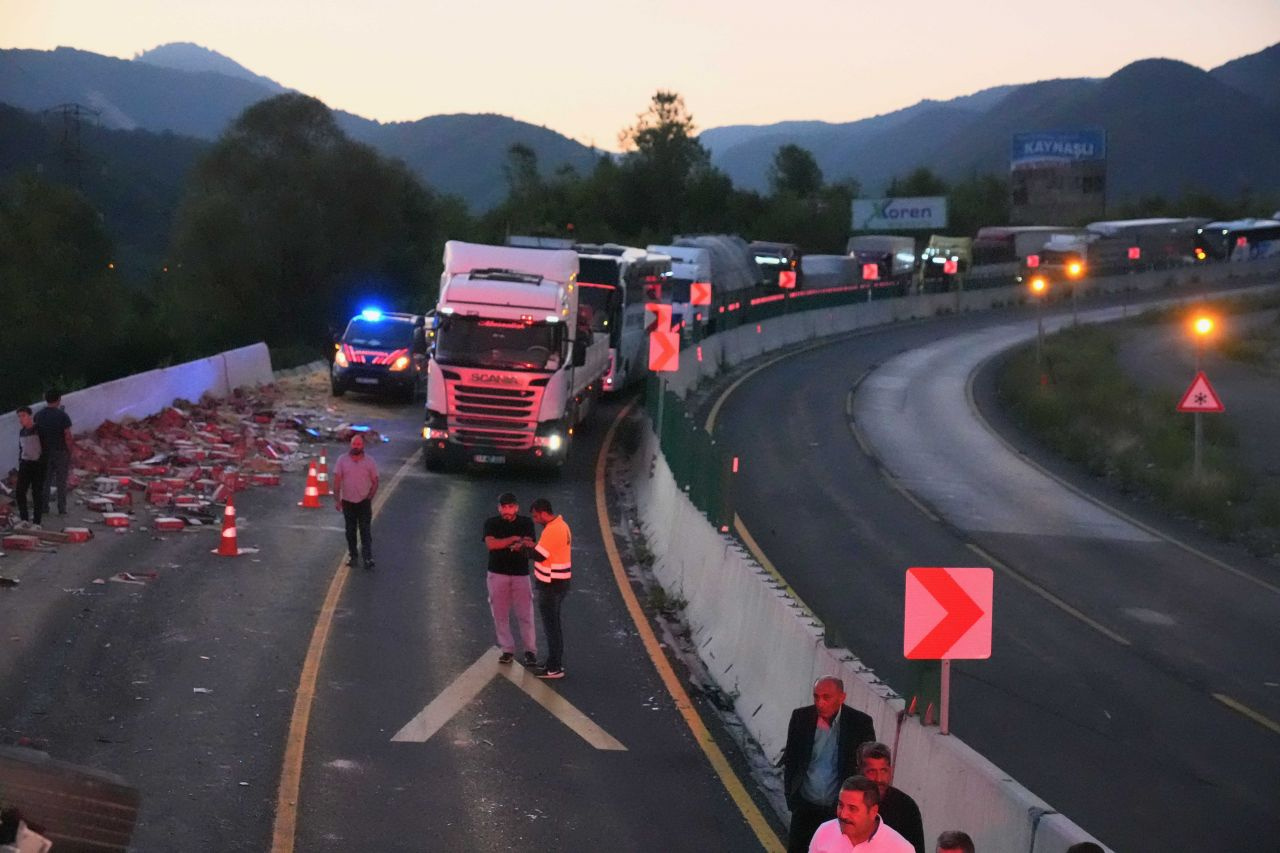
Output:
top-left (435, 316), bottom-right (562, 371)
top-left (343, 318), bottom-right (415, 348)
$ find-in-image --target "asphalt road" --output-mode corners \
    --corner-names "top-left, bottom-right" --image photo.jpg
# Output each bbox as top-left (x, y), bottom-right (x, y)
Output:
top-left (0, 390), bottom-right (776, 851)
top-left (295, 400), bottom-right (772, 852)
top-left (704, 293), bottom-right (1280, 853)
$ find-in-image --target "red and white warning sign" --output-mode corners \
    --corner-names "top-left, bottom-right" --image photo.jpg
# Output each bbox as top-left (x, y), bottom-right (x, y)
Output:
top-left (1176, 371), bottom-right (1224, 413)
top-left (904, 567), bottom-right (993, 660)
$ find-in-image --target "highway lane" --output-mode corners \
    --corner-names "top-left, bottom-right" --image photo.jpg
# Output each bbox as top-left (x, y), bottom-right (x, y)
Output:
top-left (294, 400), bottom-right (778, 852)
top-left (0, 391), bottom-right (778, 851)
top-left (706, 302), bottom-right (1280, 852)
top-left (0, 405), bottom-right (417, 851)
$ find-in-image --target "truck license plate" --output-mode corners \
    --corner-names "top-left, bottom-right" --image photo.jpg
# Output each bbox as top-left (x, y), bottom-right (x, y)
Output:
top-left (473, 454), bottom-right (505, 464)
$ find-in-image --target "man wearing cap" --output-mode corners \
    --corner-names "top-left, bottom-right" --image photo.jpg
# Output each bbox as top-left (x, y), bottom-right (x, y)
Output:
top-left (482, 493), bottom-right (538, 666)
top-left (333, 435), bottom-right (379, 570)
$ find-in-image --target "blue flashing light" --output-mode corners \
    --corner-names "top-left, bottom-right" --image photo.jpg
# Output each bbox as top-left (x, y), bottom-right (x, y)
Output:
top-left (360, 308), bottom-right (383, 322)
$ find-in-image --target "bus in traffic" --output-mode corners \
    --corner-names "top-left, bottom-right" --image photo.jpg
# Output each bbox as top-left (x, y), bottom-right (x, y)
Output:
top-left (575, 244), bottom-right (672, 393)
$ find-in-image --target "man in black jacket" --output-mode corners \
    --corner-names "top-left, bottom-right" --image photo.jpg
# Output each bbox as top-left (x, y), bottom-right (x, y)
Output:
top-left (858, 741), bottom-right (926, 853)
top-left (782, 676), bottom-right (876, 853)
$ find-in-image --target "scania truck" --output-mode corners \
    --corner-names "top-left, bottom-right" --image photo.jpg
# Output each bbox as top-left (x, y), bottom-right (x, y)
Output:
top-left (422, 241), bottom-right (608, 472)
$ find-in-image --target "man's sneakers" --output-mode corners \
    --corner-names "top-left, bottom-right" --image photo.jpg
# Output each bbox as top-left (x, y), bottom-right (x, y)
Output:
top-left (522, 652), bottom-right (538, 668)
top-left (364, 558), bottom-right (375, 571)
top-left (534, 666), bottom-right (564, 680)
top-left (346, 555), bottom-right (358, 567)
top-left (497, 651), bottom-right (515, 665)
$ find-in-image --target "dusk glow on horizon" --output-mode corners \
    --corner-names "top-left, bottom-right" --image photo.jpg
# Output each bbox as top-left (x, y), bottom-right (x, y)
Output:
top-left (4, 0), bottom-right (1278, 148)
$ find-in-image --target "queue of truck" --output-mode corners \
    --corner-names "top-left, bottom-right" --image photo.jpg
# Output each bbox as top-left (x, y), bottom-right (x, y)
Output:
top-left (323, 209), bottom-right (1279, 474)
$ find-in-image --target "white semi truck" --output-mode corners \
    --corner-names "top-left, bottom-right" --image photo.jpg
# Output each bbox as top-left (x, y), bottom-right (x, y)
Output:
top-left (422, 241), bottom-right (609, 472)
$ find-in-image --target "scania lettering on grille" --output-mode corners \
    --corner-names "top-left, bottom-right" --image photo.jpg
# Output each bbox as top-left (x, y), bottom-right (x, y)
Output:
top-left (469, 372), bottom-right (521, 386)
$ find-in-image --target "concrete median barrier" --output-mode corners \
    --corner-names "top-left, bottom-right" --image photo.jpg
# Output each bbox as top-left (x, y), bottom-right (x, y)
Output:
top-left (608, 257), bottom-right (1280, 849)
top-left (629, 425), bottom-right (1110, 851)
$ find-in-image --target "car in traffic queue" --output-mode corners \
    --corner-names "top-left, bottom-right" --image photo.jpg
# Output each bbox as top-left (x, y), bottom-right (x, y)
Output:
top-left (331, 309), bottom-right (430, 400)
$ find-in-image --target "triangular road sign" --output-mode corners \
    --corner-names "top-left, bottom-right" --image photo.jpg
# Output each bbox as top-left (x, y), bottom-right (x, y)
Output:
top-left (1176, 371), bottom-right (1224, 413)
top-left (390, 648), bottom-right (627, 750)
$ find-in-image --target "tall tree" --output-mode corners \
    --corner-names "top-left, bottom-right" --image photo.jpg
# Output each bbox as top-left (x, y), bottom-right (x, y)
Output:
top-left (166, 94), bottom-right (450, 360)
top-left (769, 145), bottom-right (824, 199)
top-left (0, 174), bottom-right (123, 408)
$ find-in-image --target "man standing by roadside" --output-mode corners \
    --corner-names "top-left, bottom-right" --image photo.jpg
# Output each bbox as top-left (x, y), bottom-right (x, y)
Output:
top-left (33, 390), bottom-right (72, 517)
top-left (14, 407), bottom-right (44, 529)
top-left (483, 493), bottom-right (537, 667)
top-left (332, 434), bottom-right (378, 570)
top-left (783, 676), bottom-right (876, 853)
top-left (529, 498), bottom-right (570, 680)
top-left (858, 742), bottom-right (925, 853)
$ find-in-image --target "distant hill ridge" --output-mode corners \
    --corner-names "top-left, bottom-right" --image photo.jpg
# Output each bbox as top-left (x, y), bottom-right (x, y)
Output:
top-left (0, 45), bottom-right (599, 209)
top-left (1, 40), bottom-right (1278, 206)
top-left (701, 42), bottom-right (1280, 199)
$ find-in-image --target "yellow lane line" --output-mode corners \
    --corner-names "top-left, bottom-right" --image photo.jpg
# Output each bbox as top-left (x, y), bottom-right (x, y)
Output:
top-left (271, 447), bottom-right (422, 853)
top-left (596, 403), bottom-right (785, 853)
top-left (733, 513), bottom-right (816, 620)
top-left (1212, 693), bottom-right (1280, 737)
top-left (705, 341), bottom-right (832, 433)
top-left (965, 543), bottom-right (1131, 647)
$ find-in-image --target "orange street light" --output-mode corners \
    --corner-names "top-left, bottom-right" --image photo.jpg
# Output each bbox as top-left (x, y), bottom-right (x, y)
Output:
top-left (1029, 277), bottom-right (1048, 381)
top-left (1189, 313), bottom-right (1215, 481)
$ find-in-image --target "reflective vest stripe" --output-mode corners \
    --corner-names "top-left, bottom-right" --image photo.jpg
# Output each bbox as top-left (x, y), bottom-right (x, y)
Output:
top-left (533, 516), bottom-right (572, 582)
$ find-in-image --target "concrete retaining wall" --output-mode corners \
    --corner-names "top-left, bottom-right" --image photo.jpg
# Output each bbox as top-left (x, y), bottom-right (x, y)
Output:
top-left (1, 343), bottom-right (273, 477)
top-left (625, 256), bottom-right (1280, 851)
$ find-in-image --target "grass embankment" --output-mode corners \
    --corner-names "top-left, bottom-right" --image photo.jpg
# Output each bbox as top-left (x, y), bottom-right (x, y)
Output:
top-left (996, 313), bottom-right (1280, 556)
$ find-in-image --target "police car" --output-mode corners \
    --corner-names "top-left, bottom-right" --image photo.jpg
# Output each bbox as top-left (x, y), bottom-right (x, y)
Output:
top-left (331, 309), bottom-right (430, 400)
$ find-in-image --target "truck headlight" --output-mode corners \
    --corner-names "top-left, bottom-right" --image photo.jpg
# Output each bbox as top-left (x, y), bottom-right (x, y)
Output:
top-left (533, 433), bottom-right (563, 452)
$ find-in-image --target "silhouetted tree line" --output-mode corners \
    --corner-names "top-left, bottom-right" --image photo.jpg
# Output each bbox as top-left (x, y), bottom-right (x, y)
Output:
top-left (5, 89), bottom-right (1268, 411)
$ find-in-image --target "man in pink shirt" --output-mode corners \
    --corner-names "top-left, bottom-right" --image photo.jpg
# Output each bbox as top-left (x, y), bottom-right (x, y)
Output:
top-left (332, 434), bottom-right (379, 570)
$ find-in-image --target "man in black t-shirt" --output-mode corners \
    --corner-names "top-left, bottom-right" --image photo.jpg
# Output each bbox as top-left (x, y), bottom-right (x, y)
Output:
top-left (33, 389), bottom-right (73, 517)
top-left (482, 492), bottom-right (537, 666)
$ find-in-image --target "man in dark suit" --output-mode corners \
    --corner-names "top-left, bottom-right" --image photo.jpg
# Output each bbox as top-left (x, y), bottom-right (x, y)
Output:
top-left (783, 676), bottom-right (876, 853)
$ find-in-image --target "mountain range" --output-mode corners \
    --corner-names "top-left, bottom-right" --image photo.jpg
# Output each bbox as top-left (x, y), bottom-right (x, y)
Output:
top-left (702, 43), bottom-right (1280, 199)
top-left (2, 41), bottom-right (1279, 210)
top-left (0, 44), bottom-right (600, 210)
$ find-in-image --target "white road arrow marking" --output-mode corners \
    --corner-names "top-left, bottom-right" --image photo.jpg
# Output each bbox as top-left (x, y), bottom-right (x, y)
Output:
top-left (391, 647), bottom-right (626, 751)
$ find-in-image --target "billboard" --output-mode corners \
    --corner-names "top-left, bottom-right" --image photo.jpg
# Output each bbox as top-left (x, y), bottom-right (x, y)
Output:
top-left (1011, 130), bottom-right (1106, 168)
top-left (852, 197), bottom-right (947, 231)
top-left (1010, 129), bottom-right (1107, 225)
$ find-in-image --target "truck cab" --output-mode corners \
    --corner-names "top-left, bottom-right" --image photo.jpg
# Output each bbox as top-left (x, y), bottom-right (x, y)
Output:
top-left (423, 242), bottom-right (609, 472)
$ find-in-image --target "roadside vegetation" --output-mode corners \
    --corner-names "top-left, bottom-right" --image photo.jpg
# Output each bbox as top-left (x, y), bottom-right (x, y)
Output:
top-left (2, 84), bottom-right (1274, 412)
top-left (997, 304), bottom-right (1280, 556)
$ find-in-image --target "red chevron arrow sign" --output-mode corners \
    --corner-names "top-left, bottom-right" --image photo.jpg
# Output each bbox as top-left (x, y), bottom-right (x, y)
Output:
top-left (904, 567), bottom-right (992, 660)
top-left (645, 303), bottom-right (672, 334)
top-left (649, 331), bottom-right (680, 372)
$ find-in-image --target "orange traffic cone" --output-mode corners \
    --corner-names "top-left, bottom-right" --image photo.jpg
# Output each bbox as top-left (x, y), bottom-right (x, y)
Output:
top-left (316, 449), bottom-right (330, 496)
top-left (214, 496), bottom-right (241, 557)
top-left (298, 461), bottom-right (322, 508)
